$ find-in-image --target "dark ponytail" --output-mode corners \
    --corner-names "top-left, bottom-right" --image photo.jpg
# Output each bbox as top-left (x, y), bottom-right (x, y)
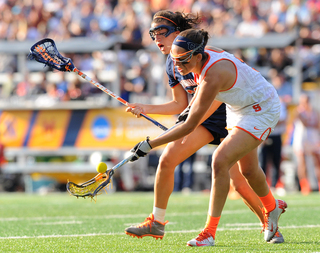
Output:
top-left (179, 29), bottom-right (209, 55)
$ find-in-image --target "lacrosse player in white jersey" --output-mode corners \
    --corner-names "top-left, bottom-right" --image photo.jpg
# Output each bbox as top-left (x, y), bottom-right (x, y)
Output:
top-left (129, 28), bottom-right (287, 247)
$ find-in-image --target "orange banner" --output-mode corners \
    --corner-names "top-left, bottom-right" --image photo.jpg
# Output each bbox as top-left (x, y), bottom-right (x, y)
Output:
top-left (27, 110), bottom-right (71, 148)
top-left (0, 108), bottom-right (176, 149)
top-left (0, 111), bottom-right (32, 147)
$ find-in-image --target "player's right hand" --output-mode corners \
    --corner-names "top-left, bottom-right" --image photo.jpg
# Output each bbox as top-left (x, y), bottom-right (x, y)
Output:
top-left (126, 103), bottom-right (144, 118)
top-left (130, 137), bottom-right (152, 162)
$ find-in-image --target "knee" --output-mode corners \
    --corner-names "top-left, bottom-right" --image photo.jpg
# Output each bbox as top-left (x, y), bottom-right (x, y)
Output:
top-left (158, 155), bottom-right (178, 173)
top-left (211, 158), bottom-right (228, 178)
top-left (240, 169), bottom-right (255, 179)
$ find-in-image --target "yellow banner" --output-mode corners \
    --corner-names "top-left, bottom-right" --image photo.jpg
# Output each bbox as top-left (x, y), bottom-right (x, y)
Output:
top-left (75, 107), bottom-right (176, 149)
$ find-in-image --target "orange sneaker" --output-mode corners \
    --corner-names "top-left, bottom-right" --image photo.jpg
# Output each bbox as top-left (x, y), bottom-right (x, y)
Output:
top-left (187, 228), bottom-right (215, 247)
top-left (125, 214), bottom-right (168, 240)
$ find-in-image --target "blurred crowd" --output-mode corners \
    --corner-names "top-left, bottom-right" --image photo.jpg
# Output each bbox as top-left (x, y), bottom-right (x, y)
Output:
top-left (0, 0), bottom-right (320, 103)
top-left (0, 0), bottom-right (320, 194)
top-left (1, 0), bottom-right (320, 42)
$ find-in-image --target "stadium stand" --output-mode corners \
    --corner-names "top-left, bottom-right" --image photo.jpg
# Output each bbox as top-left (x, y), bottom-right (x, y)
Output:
top-left (1, 0), bottom-right (320, 193)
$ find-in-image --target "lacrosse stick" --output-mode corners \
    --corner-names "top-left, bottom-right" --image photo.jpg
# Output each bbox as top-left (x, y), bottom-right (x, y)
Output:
top-left (66, 122), bottom-right (182, 199)
top-left (67, 153), bottom-right (135, 198)
top-left (28, 38), bottom-right (168, 131)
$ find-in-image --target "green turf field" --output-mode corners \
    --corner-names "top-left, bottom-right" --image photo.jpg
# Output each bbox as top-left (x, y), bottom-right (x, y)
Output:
top-left (0, 191), bottom-right (319, 252)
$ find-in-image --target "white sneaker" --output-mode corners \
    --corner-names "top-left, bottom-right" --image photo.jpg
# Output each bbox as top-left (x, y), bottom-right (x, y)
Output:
top-left (268, 229), bottom-right (284, 243)
top-left (187, 228), bottom-right (215, 247)
top-left (264, 199), bottom-right (287, 242)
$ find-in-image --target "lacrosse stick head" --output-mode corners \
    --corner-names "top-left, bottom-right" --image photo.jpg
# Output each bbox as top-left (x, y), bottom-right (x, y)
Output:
top-left (67, 169), bottom-right (114, 198)
top-left (28, 38), bottom-right (75, 72)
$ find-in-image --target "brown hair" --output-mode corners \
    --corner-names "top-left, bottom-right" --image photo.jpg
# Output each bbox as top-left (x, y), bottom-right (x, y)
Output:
top-left (152, 10), bottom-right (202, 31)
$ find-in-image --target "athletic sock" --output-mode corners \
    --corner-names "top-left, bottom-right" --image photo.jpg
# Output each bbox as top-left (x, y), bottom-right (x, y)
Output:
top-left (205, 214), bottom-right (220, 238)
top-left (299, 178), bottom-right (310, 195)
top-left (153, 206), bottom-right (166, 223)
top-left (259, 189), bottom-right (276, 213)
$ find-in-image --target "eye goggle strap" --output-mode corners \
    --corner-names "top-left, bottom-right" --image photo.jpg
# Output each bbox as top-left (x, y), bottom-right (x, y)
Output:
top-left (149, 25), bottom-right (178, 40)
top-left (170, 49), bottom-right (194, 63)
top-left (173, 35), bottom-right (204, 55)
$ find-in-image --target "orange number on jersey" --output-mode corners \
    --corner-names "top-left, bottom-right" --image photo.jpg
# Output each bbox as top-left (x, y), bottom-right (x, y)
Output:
top-left (253, 104), bottom-right (262, 112)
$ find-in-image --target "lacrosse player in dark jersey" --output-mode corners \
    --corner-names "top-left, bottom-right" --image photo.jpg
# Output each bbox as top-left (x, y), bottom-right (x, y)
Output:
top-left (125, 10), bottom-right (284, 244)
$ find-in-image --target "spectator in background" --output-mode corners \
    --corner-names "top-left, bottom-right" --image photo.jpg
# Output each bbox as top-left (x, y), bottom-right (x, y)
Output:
top-left (174, 153), bottom-right (196, 193)
top-left (0, 143), bottom-right (6, 191)
top-left (127, 64), bottom-right (147, 94)
top-left (259, 69), bottom-right (292, 195)
top-left (0, 0), bottom-right (319, 106)
top-left (66, 79), bottom-right (84, 101)
top-left (292, 94), bottom-right (320, 194)
top-left (225, 0), bottom-right (244, 36)
top-left (286, 0), bottom-right (311, 30)
top-left (55, 72), bottom-right (68, 95)
top-left (269, 69), bottom-right (293, 104)
top-left (122, 8), bottom-right (143, 44)
top-left (269, 48), bottom-right (293, 74)
top-left (235, 6), bottom-right (267, 37)
top-left (32, 75), bottom-right (48, 95)
top-left (260, 99), bottom-right (288, 195)
top-left (46, 83), bottom-right (63, 100)
top-left (0, 72), bottom-right (14, 98)
top-left (267, 0), bottom-right (288, 33)
top-left (15, 73), bottom-right (33, 97)
top-left (120, 74), bottom-right (131, 102)
top-left (255, 47), bottom-right (270, 67)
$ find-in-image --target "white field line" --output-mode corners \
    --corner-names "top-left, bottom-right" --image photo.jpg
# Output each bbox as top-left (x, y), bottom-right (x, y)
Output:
top-left (1, 224), bottom-right (320, 240)
top-left (0, 210), bottom-right (245, 222)
top-left (3, 205), bottom-right (320, 222)
top-left (34, 221), bottom-right (83, 225)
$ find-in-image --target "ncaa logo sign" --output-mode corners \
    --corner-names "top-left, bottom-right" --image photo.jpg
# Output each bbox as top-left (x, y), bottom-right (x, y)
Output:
top-left (92, 116), bottom-right (110, 139)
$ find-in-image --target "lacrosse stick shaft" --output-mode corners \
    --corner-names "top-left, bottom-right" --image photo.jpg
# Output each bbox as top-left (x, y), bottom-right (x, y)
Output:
top-left (73, 68), bottom-right (168, 131)
top-left (112, 153), bottom-right (135, 174)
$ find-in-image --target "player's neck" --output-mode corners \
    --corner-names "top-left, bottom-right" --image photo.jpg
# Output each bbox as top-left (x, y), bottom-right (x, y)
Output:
top-left (194, 54), bottom-right (208, 74)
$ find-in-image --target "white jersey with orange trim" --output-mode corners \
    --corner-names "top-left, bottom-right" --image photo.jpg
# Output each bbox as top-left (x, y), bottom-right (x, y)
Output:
top-left (195, 48), bottom-right (281, 140)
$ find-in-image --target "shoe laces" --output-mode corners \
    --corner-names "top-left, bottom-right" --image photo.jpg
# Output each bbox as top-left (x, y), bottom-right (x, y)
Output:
top-left (137, 215), bottom-right (154, 230)
top-left (196, 228), bottom-right (213, 241)
top-left (277, 200), bottom-right (286, 210)
top-left (136, 214), bottom-right (168, 231)
top-left (261, 206), bottom-right (281, 233)
top-left (274, 230), bottom-right (280, 237)
top-left (260, 207), bottom-right (267, 233)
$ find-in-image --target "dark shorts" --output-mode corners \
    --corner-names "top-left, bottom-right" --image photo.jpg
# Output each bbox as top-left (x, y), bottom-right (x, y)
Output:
top-left (201, 104), bottom-right (228, 145)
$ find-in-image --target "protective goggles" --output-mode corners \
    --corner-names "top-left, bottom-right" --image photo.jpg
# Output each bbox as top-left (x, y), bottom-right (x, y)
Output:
top-left (170, 43), bottom-right (203, 64)
top-left (149, 25), bottom-right (178, 41)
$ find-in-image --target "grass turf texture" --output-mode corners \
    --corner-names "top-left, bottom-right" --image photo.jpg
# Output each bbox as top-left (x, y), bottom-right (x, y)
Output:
top-left (0, 192), bottom-right (319, 252)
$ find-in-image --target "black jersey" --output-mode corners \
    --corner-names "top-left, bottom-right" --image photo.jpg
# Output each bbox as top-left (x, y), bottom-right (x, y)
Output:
top-left (166, 54), bottom-right (228, 144)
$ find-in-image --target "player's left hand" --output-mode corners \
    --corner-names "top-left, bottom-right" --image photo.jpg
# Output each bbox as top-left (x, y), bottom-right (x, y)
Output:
top-left (176, 106), bottom-right (190, 124)
top-left (130, 137), bottom-right (152, 162)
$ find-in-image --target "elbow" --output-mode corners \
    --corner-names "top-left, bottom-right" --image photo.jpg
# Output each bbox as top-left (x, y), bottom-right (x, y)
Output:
top-left (183, 122), bottom-right (197, 135)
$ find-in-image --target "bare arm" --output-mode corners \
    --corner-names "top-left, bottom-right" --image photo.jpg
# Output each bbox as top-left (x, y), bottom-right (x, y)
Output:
top-left (126, 84), bottom-right (188, 116)
top-left (189, 86), bottom-right (223, 124)
top-left (148, 60), bottom-right (235, 148)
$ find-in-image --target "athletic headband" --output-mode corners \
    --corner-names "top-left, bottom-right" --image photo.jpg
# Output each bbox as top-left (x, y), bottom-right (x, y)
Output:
top-left (154, 15), bottom-right (178, 26)
top-left (172, 35), bottom-right (204, 54)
